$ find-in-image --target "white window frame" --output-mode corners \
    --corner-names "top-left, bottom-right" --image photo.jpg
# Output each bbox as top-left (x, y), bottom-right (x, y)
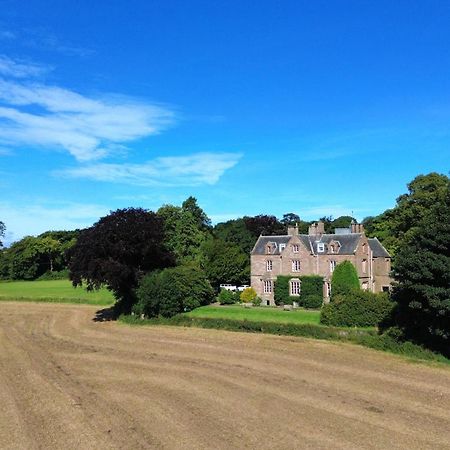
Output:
top-left (290, 279), bottom-right (301, 296)
top-left (263, 280), bottom-right (273, 294)
top-left (266, 260), bottom-right (273, 271)
top-left (317, 243), bottom-right (325, 253)
top-left (329, 260), bottom-right (337, 273)
top-left (291, 260), bottom-right (300, 272)
top-left (292, 244), bottom-right (299, 253)
top-left (279, 243), bottom-right (286, 251)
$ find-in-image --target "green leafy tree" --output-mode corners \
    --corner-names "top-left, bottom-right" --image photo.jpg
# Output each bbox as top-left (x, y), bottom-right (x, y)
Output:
top-left (157, 204), bottom-right (210, 264)
top-left (0, 221), bottom-right (5, 248)
top-left (181, 196), bottom-right (211, 229)
top-left (365, 173), bottom-right (449, 256)
top-left (200, 237), bottom-right (249, 290)
top-left (281, 213), bottom-right (310, 233)
top-left (390, 182), bottom-right (450, 357)
top-left (331, 261), bottom-right (360, 298)
top-left (213, 218), bottom-right (256, 254)
top-left (135, 265), bottom-right (214, 318)
top-left (244, 215), bottom-right (285, 238)
top-left (331, 216), bottom-right (355, 231)
top-left (68, 208), bottom-right (174, 314)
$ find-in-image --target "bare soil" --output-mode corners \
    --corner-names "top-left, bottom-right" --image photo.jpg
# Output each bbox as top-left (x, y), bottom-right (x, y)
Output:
top-left (0, 302), bottom-right (449, 450)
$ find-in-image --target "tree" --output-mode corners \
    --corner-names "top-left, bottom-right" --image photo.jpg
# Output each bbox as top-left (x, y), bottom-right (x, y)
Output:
top-left (331, 216), bottom-right (355, 230)
top-left (281, 213), bottom-right (300, 226)
top-left (0, 221), bottom-right (5, 248)
top-left (68, 208), bottom-right (174, 314)
top-left (213, 218), bottom-right (256, 254)
top-left (157, 203), bottom-right (210, 264)
top-left (390, 182), bottom-right (450, 357)
top-left (244, 215), bottom-right (285, 238)
top-left (365, 173), bottom-right (449, 256)
top-left (0, 230), bottom-right (79, 280)
top-left (331, 261), bottom-right (360, 298)
top-left (181, 196), bottom-right (211, 229)
top-left (200, 237), bottom-right (249, 290)
top-left (135, 265), bottom-right (214, 318)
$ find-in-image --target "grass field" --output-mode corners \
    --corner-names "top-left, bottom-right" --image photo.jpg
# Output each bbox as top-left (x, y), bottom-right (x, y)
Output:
top-left (0, 279), bottom-right (115, 305)
top-left (185, 304), bottom-right (321, 325)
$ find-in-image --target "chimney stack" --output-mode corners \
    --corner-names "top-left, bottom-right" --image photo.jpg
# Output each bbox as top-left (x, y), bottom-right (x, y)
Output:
top-left (308, 221), bottom-right (325, 237)
top-left (287, 224), bottom-right (299, 236)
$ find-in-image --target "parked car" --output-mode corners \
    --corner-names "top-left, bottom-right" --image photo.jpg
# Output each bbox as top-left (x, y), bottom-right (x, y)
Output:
top-left (219, 284), bottom-right (237, 291)
top-left (237, 285), bottom-right (250, 292)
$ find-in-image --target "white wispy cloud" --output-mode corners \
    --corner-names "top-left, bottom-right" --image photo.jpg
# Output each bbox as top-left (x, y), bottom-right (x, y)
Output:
top-left (56, 152), bottom-right (243, 186)
top-left (0, 201), bottom-right (110, 245)
top-left (0, 58), bottom-right (176, 161)
top-left (0, 55), bottom-right (49, 78)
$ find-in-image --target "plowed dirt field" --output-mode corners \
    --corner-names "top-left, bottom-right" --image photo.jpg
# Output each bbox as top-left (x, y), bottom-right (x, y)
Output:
top-left (0, 302), bottom-right (449, 449)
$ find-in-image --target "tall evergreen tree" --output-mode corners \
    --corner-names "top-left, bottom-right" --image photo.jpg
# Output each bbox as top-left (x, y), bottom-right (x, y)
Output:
top-left (331, 261), bottom-right (360, 298)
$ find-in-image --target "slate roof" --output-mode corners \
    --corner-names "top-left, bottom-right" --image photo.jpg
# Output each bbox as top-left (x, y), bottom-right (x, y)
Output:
top-left (305, 233), bottom-right (362, 255)
top-left (252, 233), bottom-right (391, 257)
top-left (251, 236), bottom-right (292, 255)
top-left (368, 238), bottom-right (391, 257)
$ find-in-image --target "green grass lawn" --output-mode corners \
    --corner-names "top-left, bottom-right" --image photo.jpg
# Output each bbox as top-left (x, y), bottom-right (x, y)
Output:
top-left (0, 279), bottom-right (115, 305)
top-left (185, 304), bottom-right (321, 325)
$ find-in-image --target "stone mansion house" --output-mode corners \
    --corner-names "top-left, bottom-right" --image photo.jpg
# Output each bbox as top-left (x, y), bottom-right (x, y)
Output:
top-left (250, 221), bottom-right (392, 306)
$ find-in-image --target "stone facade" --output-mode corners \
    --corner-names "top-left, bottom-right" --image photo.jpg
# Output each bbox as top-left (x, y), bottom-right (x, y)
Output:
top-left (250, 222), bottom-right (392, 306)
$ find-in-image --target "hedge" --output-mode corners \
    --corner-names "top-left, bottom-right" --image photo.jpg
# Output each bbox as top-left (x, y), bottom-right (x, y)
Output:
top-left (274, 275), bottom-right (323, 308)
top-left (320, 291), bottom-right (394, 327)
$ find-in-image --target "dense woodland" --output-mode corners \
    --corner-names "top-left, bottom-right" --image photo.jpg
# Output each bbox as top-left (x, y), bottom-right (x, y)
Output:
top-left (1, 172), bottom-right (449, 356)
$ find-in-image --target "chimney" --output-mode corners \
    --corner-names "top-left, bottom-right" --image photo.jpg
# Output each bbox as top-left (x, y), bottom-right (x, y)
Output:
top-left (308, 221), bottom-right (324, 237)
top-left (350, 221), bottom-right (365, 234)
top-left (287, 224), bottom-right (299, 236)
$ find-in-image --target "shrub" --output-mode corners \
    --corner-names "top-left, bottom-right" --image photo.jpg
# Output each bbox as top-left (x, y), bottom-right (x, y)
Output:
top-left (320, 291), bottom-right (394, 327)
top-left (37, 269), bottom-right (69, 280)
top-left (240, 287), bottom-right (257, 303)
top-left (331, 261), bottom-right (360, 298)
top-left (252, 296), bottom-right (262, 307)
top-left (135, 265), bottom-right (214, 318)
top-left (303, 294), bottom-right (323, 309)
top-left (218, 289), bottom-right (238, 305)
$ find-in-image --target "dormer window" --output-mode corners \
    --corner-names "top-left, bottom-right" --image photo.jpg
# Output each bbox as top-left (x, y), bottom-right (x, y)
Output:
top-left (317, 243), bottom-right (325, 253)
top-left (279, 243), bottom-right (286, 251)
top-left (328, 240), bottom-right (341, 254)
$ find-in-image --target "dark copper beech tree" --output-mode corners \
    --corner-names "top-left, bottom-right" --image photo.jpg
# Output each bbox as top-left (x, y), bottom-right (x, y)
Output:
top-left (68, 208), bottom-right (174, 315)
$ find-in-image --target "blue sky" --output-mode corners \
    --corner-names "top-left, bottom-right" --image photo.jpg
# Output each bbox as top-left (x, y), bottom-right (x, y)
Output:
top-left (0, 0), bottom-right (449, 244)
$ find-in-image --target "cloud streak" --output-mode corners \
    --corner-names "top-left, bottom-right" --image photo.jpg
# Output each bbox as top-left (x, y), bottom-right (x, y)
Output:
top-left (56, 152), bottom-right (243, 186)
top-left (0, 201), bottom-right (110, 245)
top-left (0, 58), bottom-right (176, 161)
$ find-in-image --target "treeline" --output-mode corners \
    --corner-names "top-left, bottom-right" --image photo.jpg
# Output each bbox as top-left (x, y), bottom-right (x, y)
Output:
top-left (0, 230), bottom-right (79, 280)
top-left (1, 172), bottom-right (448, 286)
top-left (0, 197), bottom-right (357, 285)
